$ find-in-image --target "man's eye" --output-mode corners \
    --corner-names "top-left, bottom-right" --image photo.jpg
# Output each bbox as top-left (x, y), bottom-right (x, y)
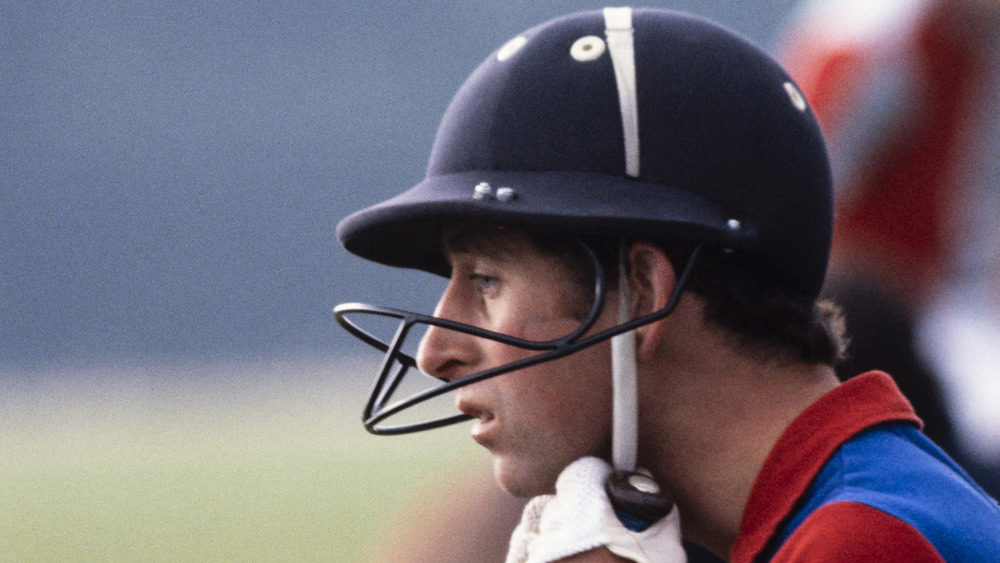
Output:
top-left (470, 274), bottom-right (499, 292)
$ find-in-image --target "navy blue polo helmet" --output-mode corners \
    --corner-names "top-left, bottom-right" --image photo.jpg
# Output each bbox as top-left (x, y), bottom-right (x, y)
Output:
top-left (338, 8), bottom-right (833, 301)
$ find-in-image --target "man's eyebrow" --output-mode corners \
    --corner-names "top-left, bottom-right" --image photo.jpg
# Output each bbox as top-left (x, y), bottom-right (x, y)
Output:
top-left (441, 227), bottom-right (516, 263)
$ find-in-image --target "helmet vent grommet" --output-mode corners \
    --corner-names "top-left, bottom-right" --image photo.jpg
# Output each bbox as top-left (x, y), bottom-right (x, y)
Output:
top-left (783, 81), bottom-right (808, 112)
top-left (570, 35), bottom-right (606, 62)
top-left (497, 36), bottom-right (528, 61)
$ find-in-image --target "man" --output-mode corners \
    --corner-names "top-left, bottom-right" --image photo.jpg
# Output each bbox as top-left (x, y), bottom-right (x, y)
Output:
top-left (335, 8), bottom-right (1000, 561)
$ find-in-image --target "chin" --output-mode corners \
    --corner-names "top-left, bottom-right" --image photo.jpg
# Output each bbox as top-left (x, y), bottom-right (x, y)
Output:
top-left (492, 455), bottom-right (560, 498)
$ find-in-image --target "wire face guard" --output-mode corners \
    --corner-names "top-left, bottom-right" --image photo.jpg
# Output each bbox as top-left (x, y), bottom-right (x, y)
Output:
top-left (334, 239), bottom-right (703, 435)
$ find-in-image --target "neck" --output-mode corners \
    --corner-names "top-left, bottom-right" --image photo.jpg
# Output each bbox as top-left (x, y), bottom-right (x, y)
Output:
top-left (636, 302), bottom-right (839, 559)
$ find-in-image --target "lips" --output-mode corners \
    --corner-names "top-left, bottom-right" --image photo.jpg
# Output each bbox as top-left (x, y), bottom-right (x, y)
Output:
top-left (456, 395), bottom-right (498, 445)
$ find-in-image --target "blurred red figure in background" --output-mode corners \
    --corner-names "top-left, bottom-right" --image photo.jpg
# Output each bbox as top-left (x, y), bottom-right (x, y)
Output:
top-left (778, 0), bottom-right (1000, 485)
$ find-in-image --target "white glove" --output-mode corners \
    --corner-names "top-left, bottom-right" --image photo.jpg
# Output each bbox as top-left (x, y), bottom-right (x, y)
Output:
top-left (505, 457), bottom-right (686, 563)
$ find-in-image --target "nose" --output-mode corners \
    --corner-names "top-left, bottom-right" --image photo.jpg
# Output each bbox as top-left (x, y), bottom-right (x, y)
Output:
top-left (416, 280), bottom-right (480, 381)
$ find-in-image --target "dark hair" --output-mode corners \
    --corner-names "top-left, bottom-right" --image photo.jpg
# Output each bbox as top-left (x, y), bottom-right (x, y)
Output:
top-left (682, 246), bottom-right (847, 366)
top-left (527, 232), bottom-right (848, 366)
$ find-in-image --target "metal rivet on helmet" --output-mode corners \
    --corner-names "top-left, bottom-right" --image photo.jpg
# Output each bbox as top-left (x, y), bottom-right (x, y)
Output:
top-left (473, 182), bottom-right (493, 200)
top-left (496, 187), bottom-right (517, 202)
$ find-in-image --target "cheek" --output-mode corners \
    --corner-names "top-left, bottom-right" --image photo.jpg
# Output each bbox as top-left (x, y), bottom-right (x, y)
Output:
top-left (485, 338), bottom-right (616, 495)
top-left (488, 303), bottom-right (617, 426)
top-left (504, 341), bottom-right (615, 441)
top-left (493, 292), bottom-right (587, 344)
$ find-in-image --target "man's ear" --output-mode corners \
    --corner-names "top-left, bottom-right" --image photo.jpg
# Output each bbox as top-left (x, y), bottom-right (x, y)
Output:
top-left (626, 240), bottom-right (678, 361)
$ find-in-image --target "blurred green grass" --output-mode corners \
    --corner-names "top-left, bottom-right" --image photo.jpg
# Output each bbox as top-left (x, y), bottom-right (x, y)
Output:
top-left (0, 357), bottom-right (484, 562)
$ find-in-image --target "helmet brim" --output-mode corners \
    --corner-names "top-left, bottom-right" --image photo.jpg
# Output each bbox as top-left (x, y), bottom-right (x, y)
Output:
top-left (337, 169), bottom-right (752, 277)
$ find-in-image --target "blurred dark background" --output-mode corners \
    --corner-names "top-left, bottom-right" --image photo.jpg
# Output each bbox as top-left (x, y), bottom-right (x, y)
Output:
top-left (1, 1), bottom-right (800, 370)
